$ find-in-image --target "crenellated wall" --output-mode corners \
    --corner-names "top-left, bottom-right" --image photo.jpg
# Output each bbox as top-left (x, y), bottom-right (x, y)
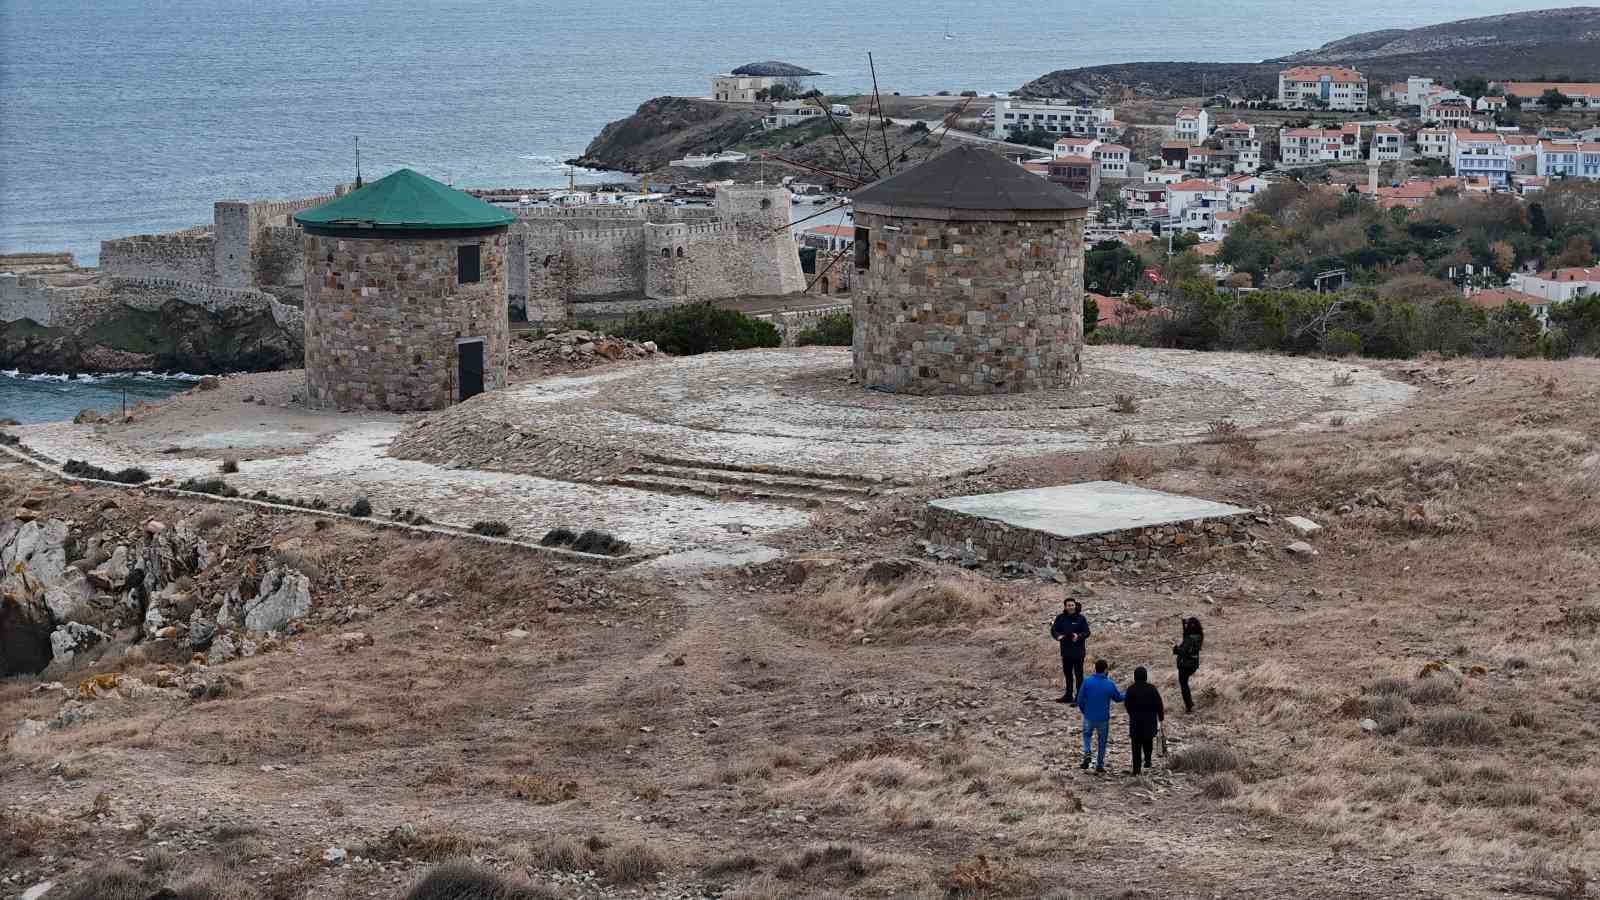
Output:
top-left (100, 229), bottom-right (216, 283)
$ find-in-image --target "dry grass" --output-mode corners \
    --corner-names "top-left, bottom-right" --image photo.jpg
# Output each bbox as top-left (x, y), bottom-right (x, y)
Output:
top-left (941, 853), bottom-right (1040, 898)
top-left (1169, 744), bottom-right (1244, 774)
top-left (1112, 393), bottom-right (1140, 414)
top-left (403, 862), bottom-right (557, 900)
top-left (794, 565), bottom-right (999, 641)
top-left (1099, 451), bottom-right (1155, 482)
top-left (507, 773), bottom-right (579, 804)
top-left (1414, 710), bottom-right (1498, 747)
top-left (600, 841), bottom-right (671, 884)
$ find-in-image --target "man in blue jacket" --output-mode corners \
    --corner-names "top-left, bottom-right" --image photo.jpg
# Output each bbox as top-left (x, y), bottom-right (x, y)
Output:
top-left (1049, 597), bottom-right (1091, 703)
top-left (1077, 658), bottom-right (1124, 774)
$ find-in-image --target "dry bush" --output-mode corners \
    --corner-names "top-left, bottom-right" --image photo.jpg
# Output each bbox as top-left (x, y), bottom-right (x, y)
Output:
top-left (358, 826), bottom-right (485, 862)
top-left (1332, 371), bottom-right (1354, 387)
top-left (1199, 773), bottom-right (1242, 799)
top-left (60, 864), bottom-right (157, 900)
top-left (1202, 419), bottom-right (1241, 442)
top-left (165, 864), bottom-right (260, 900)
top-left (1414, 710), bottom-right (1497, 746)
top-left (1407, 678), bottom-right (1460, 706)
top-left (602, 841), bottom-right (670, 884)
top-left (1342, 691), bottom-right (1413, 735)
top-left (1509, 709), bottom-right (1537, 729)
top-left (507, 773), bottom-right (578, 804)
top-left (703, 854), bottom-right (763, 877)
top-left (775, 844), bottom-right (881, 886)
top-left (798, 569), bottom-right (997, 640)
top-left (1112, 393), bottom-right (1139, 414)
top-left (1172, 444), bottom-right (1198, 468)
top-left (941, 853), bottom-right (1039, 898)
top-left (195, 510), bottom-right (227, 532)
top-left (403, 861), bottom-right (556, 900)
top-left (220, 456), bottom-right (239, 474)
top-left (511, 835), bottom-right (596, 872)
top-left (1169, 743), bottom-right (1244, 774)
top-left (1100, 451), bottom-right (1154, 481)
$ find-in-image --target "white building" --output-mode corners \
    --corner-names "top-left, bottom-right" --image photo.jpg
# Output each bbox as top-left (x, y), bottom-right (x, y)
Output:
top-left (711, 61), bottom-right (823, 103)
top-left (1278, 124), bottom-right (1362, 164)
top-left (1278, 66), bottom-right (1368, 111)
top-left (1213, 121), bottom-right (1263, 173)
top-left (1093, 144), bottom-right (1132, 179)
top-left (1052, 135), bottom-right (1101, 158)
top-left (763, 100), bottom-right (824, 130)
top-left (1120, 183), bottom-right (1169, 219)
top-left (1498, 82), bottom-right (1600, 110)
top-left (1417, 128), bottom-right (1452, 159)
top-left (1509, 268), bottom-right (1600, 303)
top-left (1175, 107), bottom-right (1210, 144)
top-left (1370, 124), bottom-right (1404, 161)
top-left (1536, 141), bottom-right (1600, 179)
top-left (1097, 119), bottom-right (1129, 142)
top-left (1451, 131), bottom-right (1513, 188)
top-left (1424, 97), bottom-right (1473, 128)
top-left (995, 99), bottom-right (1114, 139)
top-left (1167, 179), bottom-right (1228, 231)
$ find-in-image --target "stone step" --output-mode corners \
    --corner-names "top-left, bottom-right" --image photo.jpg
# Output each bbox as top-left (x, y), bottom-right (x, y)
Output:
top-left (627, 462), bottom-right (873, 496)
top-left (640, 452), bottom-right (906, 489)
top-left (606, 474), bottom-right (829, 509)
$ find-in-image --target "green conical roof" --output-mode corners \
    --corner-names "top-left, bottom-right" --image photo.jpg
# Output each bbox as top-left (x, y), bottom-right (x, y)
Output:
top-left (294, 168), bottom-right (515, 231)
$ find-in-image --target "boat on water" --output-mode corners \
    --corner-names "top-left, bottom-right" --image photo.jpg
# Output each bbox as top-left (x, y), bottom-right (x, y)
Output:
top-left (669, 150), bottom-right (751, 168)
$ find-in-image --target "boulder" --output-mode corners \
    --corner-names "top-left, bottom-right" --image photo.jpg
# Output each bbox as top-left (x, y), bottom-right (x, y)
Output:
top-left (207, 634), bottom-right (238, 665)
top-left (188, 610), bottom-right (217, 649)
top-left (43, 567), bottom-right (93, 625)
top-left (1, 518), bottom-right (71, 592)
top-left (1283, 516), bottom-right (1323, 538)
top-left (48, 622), bottom-right (110, 668)
top-left (88, 545), bottom-right (132, 590)
top-left (1285, 541), bottom-right (1317, 557)
top-left (242, 566), bottom-right (312, 633)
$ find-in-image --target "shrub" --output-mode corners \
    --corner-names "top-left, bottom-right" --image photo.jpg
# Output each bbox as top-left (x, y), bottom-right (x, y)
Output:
top-left (178, 477), bottom-right (239, 497)
top-left (403, 862), bottom-right (556, 900)
top-left (1324, 329), bottom-right (1363, 357)
top-left (347, 496), bottom-right (372, 517)
top-left (940, 853), bottom-right (1038, 898)
top-left (219, 456), bottom-right (239, 474)
top-left (1199, 773), bottom-right (1242, 799)
top-left (62, 459), bottom-right (151, 484)
top-left (1202, 419), bottom-right (1241, 441)
top-left (507, 773), bottom-right (578, 804)
top-left (1331, 370), bottom-right (1354, 387)
top-left (359, 826), bottom-right (482, 863)
top-left (1509, 709), bottom-right (1537, 729)
top-left (1415, 710), bottom-right (1497, 746)
top-left (776, 844), bottom-right (876, 885)
top-left (615, 302), bottom-right (781, 355)
top-left (1099, 451), bottom-right (1154, 482)
top-left (601, 841), bottom-right (670, 884)
top-left (571, 529), bottom-right (631, 556)
top-left (60, 864), bottom-right (157, 900)
top-left (471, 520), bottom-right (511, 537)
top-left (794, 312), bottom-right (852, 346)
top-left (1112, 393), bottom-right (1139, 413)
top-left (1407, 678), bottom-right (1460, 706)
top-left (1169, 743), bottom-right (1243, 774)
top-left (0, 430), bottom-right (19, 446)
top-left (540, 527), bottom-right (577, 547)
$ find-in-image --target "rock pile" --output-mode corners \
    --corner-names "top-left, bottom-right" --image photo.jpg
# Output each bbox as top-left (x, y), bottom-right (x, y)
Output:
top-left (507, 330), bottom-right (658, 381)
top-left (0, 505), bottom-right (314, 680)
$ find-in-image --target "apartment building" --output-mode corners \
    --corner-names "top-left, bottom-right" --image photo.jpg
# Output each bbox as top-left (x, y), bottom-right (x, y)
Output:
top-left (1093, 144), bottom-right (1132, 179)
top-left (1509, 268), bottom-right (1600, 302)
top-left (1536, 141), bottom-right (1600, 179)
top-left (1167, 179), bottom-right (1229, 231)
top-left (1120, 183), bottom-right (1169, 219)
top-left (1424, 97), bottom-right (1473, 128)
top-left (1048, 156), bottom-right (1100, 197)
top-left (1451, 131), bottom-right (1512, 188)
top-left (1278, 66), bottom-right (1368, 111)
top-left (1417, 128), bottom-right (1452, 159)
top-left (1370, 124), bottom-right (1404, 161)
top-left (1175, 107), bottom-right (1211, 144)
top-left (1213, 121), bottom-right (1263, 173)
top-left (1498, 82), bottom-right (1600, 110)
top-left (995, 99), bottom-right (1114, 139)
top-left (1277, 123), bottom-right (1362, 164)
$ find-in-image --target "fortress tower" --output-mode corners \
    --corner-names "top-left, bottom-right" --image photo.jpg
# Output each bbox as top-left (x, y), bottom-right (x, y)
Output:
top-left (849, 146), bottom-right (1090, 395)
top-left (294, 169), bottom-right (514, 411)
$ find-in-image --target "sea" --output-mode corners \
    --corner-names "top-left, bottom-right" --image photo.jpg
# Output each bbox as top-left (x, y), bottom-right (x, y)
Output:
top-left (0, 0), bottom-right (1559, 418)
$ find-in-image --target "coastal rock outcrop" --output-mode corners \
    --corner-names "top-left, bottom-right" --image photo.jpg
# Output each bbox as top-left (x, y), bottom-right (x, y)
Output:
top-left (574, 96), bottom-right (765, 174)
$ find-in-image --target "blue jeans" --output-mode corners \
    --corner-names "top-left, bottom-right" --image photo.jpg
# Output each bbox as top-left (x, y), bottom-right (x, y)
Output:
top-left (1082, 718), bottom-right (1109, 767)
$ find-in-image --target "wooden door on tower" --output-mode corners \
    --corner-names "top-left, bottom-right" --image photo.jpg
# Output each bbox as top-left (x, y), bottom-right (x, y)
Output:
top-left (458, 339), bottom-right (485, 401)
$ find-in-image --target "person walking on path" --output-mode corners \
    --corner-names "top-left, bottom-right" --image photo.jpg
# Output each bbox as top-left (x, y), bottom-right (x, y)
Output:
top-left (1122, 666), bottom-right (1165, 775)
top-left (1077, 658), bottom-right (1123, 774)
top-left (1050, 598), bottom-right (1091, 703)
top-left (1173, 616), bottom-right (1204, 713)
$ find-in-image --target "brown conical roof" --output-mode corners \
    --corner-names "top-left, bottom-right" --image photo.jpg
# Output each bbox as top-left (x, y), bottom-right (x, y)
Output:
top-left (851, 146), bottom-right (1090, 220)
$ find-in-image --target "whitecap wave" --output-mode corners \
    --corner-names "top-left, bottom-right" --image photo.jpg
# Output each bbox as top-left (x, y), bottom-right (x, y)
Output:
top-left (1, 369), bottom-right (203, 383)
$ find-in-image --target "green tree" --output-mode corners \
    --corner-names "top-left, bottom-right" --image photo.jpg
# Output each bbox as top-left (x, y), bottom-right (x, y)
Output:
top-left (1008, 127), bottom-right (1057, 149)
top-left (1453, 77), bottom-right (1488, 101)
top-left (1218, 212), bottom-right (1282, 283)
top-left (1529, 202), bottom-right (1549, 237)
top-left (1540, 89), bottom-right (1573, 110)
top-left (1084, 294), bottom-right (1100, 333)
top-left (1086, 241), bottom-right (1144, 295)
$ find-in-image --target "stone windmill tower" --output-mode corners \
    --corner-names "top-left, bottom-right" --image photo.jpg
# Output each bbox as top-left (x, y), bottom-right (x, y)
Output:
top-left (848, 146), bottom-right (1091, 395)
top-left (295, 169), bottom-right (515, 411)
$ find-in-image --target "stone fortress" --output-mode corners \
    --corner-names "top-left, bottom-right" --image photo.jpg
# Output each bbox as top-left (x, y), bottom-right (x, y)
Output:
top-left (507, 184), bottom-right (806, 324)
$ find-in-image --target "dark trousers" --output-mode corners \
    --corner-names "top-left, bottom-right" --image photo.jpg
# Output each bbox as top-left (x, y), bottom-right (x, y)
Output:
top-left (1060, 654), bottom-right (1084, 698)
top-left (1178, 666), bottom-right (1196, 711)
top-left (1131, 733), bottom-right (1154, 772)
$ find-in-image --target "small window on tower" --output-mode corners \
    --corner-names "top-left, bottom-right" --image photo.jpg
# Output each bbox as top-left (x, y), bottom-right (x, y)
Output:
top-left (458, 245), bottom-right (481, 284)
top-left (854, 227), bottom-right (870, 270)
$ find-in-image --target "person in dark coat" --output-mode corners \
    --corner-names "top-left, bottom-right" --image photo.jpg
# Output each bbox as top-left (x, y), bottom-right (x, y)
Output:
top-left (1173, 616), bottom-right (1204, 713)
top-left (1049, 597), bottom-right (1091, 703)
top-left (1122, 666), bottom-right (1165, 775)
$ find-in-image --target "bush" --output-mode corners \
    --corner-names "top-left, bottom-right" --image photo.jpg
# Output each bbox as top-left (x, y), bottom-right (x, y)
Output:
top-left (471, 520), bottom-right (511, 537)
top-left (540, 527), bottom-right (578, 547)
top-left (1169, 743), bottom-right (1244, 774)
top-left (0, 430), bottom-right (19, 446)
top-left (1414, 710), bottom-right (1497, 746)
top-left (178, 477), bottom-right (239, 498)
top-left (615, 302), bottom-right (781, 355)
top-left (1407, 678), bottom-right (1460, 706)
top-left (63, 459), bottom-right (151, 484)
top-left (219, 456), bottom-right (239, 474)
top-left (347, 496), bottom-right (372, 517)
top-left (1324, 329), bottom-right (1362, 357)
top-left (601, 842), bottom-right (670, 884)
top-left (1199, 773), bottom-right (1242, 799)
top-left (1112, 393), bottom-right (1139, 413)
top-left (572, 529), bottom-right (631, 556)
top-left (403, 861), bottom-right (555, 900)
top-left (794, 312), bottom-right (852, 346)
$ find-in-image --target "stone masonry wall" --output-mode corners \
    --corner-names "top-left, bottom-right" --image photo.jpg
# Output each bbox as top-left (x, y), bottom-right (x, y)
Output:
top-left (303, 231), bottom-right (509, 411)
top-left (253, 226), bottom-right (304, 286)
top-left (852, 210), bottom-right (1086, 395)
top-left (752, 302), bottom-right (853, 346)
top-left (923, 505), bottom-right (1254, 571)
top-left (100, 230), bottom-right (216, 283)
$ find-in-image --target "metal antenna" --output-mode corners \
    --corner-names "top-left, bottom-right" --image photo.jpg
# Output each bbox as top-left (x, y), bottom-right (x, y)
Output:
top-left (354, 137), bottom-right (363, 189)
top-left (869, 52), bottom-right (893, 174)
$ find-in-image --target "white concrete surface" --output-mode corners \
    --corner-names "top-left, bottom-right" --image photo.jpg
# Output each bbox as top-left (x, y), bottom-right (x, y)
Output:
top-left (929, 481), bottom-right (1250, 539)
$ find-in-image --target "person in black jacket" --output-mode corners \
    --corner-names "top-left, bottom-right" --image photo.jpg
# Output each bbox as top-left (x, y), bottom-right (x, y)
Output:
top-left (1049, 597), bottom-right (1091, 703)
top-left (1173, 616), bottom-right (1204, 713)
top-left (1122, 666), bottom-right (1164, 775)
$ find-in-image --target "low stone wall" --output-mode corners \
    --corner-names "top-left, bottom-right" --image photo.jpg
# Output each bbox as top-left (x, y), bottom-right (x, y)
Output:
top-left (923, 504), bottom-right (1255, 571)
top-left (0, 274), bottom-right (111, 330)
top-left (112, 277), bottom-right (301, 330)
top-left (751, 303), bottom-right (852, 346)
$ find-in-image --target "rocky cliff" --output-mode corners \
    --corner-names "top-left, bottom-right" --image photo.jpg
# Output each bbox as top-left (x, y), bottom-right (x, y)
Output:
top-left (574, 96), bottom-right (766, 173)
top-left (0, 294), bottom-right (303, 375)
top-left (1019, 7), bottom-right (1600, 99)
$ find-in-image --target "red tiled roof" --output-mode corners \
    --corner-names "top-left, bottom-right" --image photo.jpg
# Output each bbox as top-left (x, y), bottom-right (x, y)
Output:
top-left (1169, 179), bottom-right (1221, 192)
top-left (1501, 82), bottom-right (1600, 99)
top-left (1535, 267), bottom-right (1600, 282)
top-left (1095, 144), bottom-right (1131, 153)
top-left (805, 225), bottom-right (855, 238)
top-left (1468, 289), bottom-right (1547, 309)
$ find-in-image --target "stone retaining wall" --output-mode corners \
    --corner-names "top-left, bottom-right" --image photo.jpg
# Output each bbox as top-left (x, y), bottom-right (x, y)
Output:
top-left (100, 230), bottom-right (216, 283)
top-left (923, 504), bottom-right (1254, 571)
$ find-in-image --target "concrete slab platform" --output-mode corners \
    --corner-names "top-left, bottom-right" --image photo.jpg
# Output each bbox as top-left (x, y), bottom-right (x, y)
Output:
top-left (929, 481), bottom-right (1250, 539)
